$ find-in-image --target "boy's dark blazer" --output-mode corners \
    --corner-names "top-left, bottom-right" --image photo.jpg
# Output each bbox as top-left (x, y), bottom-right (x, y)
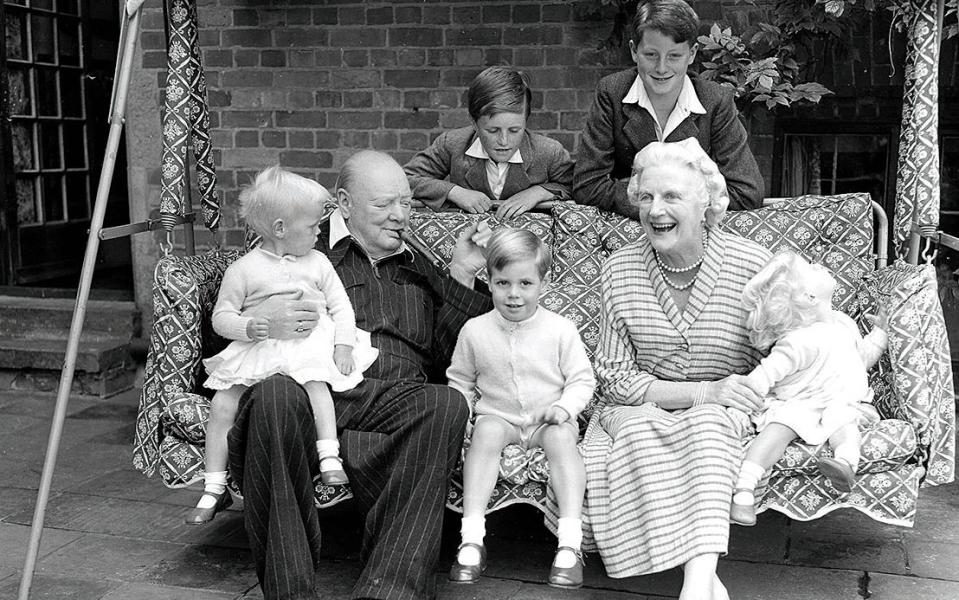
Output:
top-left (573, 68), bottom-right (764, 213)
top-left (405, 126), bottom-right (573, 210)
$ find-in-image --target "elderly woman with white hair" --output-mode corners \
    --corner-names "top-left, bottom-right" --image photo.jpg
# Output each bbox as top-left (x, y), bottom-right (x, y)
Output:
top-left (572, 138), bottom-right (772, 600)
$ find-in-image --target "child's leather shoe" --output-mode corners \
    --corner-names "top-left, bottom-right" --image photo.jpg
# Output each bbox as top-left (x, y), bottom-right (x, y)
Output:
top-left (448, 543), bottom-right (486, 583)
top-left (184, 490), bottom-right (232, 525)
top-left (548, 547), bottom-right (584, 589)
top-left (818, 457), bottom-right (856, 493)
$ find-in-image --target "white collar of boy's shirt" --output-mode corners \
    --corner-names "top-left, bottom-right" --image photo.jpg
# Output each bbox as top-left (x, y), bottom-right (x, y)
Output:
top-left (622, 74), bottom-right (706, 141)
top-left (328, 207), bottom-right (409, 260)
top-left (465, 137), bottom-right (524, 164)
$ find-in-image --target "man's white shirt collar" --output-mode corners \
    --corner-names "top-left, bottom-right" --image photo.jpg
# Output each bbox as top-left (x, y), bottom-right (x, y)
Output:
top-left (465, 137), bottom-right (524, 164)
top-left (328, 208), bottom-right (409, 259)
top-left (622, 74), bottom-right (706, 141)
top-left (329, 208), bottom-right (352, 248)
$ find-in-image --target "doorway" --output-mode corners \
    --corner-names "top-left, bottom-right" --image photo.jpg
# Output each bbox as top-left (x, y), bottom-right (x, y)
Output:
top-left (1, 0), bottom-right (131, 297)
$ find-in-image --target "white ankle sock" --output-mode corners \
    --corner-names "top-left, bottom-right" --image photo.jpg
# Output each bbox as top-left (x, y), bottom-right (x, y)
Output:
top-left (198, 470), bottom-right (228, 509)
top-left (832, 444), bottom-right (860, 471)
top-left (555, 518), bottom-right (583, 568)
top-left (556, 517), bottom-right (583, 550)
top-left (733, 460), bottom-right (765, 506)
top-left (316, 439), bottom-right (342, 472)
top-left (458, 516), bottom-right (486, 566)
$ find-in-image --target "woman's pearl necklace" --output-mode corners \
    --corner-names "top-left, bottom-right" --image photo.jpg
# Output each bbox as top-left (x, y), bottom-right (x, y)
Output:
top-left (655, 229), bottom-right (709, 291)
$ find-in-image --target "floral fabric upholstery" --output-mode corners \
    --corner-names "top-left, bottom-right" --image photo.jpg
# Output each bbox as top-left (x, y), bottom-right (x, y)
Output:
top-left (598, 193), bottom-right (875, 312)
top-left (430, 197), bottom-right (954, 523)
top-left (133, 250), bottom-right (239, 485)
top-left (135, 197), bottom-right (954, 525)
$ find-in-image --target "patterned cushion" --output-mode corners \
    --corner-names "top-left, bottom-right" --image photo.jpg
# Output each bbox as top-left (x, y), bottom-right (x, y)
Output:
top-left (541, 285), bottom-right (601, 358)
top-left (161, 393), bottom-right (210, 444)
top-left (591, 194), bottom-right (874, 312)
top-left (133, 250), bottom-right (240, 482)
top-left (769, 419), bottom-right (917, 477)
top-left (549, 202), bottom-right (604, 287)
top-left (852, 261), bottom-right (956, 487)
top-left (723, 194), bottom-right (874, 312)
top-left (406, 210), bottom-right (554, 281)
top-left (760, 463), bottom-right (923, 525)
top-left (158, 436), bottom-right (205, 488)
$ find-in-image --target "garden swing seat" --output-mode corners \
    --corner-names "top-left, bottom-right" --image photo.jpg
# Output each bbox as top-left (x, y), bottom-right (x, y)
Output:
top-left (132, 193), bottom-right (954, 526)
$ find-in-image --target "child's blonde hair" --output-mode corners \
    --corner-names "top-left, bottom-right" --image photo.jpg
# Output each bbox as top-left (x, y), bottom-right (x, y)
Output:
top-left (485, 227), bottom-right (551, 279)
top-left (239, 166), bottom-right (331, 237)
top-left (742, 251), bottom-right (828, 350)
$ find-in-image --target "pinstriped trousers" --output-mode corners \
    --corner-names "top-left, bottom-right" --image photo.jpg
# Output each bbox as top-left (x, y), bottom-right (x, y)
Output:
top-left (228, 374), bottom-right (470, 600)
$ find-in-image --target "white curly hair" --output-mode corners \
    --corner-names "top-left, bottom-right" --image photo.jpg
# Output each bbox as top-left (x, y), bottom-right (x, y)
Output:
top-left (626, 137), bottom-right (730, 227)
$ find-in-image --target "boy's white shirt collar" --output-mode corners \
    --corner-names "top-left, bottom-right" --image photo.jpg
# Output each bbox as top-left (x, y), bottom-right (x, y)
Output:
top-left (622, 74), bottom-right (706, 141)
top-left (465, 137), bottom-right (524, 164)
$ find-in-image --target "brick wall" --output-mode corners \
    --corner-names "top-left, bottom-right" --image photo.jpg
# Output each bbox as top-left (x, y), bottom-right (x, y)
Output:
top-left (125, 0), bottom-right (955, 297)
top-left (131, 0), bottom-right (777, 250)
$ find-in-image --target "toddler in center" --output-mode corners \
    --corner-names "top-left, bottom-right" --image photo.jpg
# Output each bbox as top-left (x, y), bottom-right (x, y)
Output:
top-left (185, 166), bottom-right (378, 525)
top-left (446, 228), bottom-right (596, 589)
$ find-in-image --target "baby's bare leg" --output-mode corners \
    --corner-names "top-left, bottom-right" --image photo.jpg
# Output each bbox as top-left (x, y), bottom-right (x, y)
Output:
top-left (204, 385), bottom-right (245, 473)
top-left (456, 416), bottom-right (519, 568)
top-left (187, 385), bottom-right (244, 519)
top-left (303, 380), bottom-right (347, 484)
top-left (732, 423), bottom-right (798, 525)
top-left (530, 422), bottom-right (586, 575)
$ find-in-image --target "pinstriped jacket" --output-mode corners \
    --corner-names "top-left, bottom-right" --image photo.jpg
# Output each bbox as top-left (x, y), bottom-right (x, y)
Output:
top-left (573, 69), bottom-right (764, 214)
top-left (404, 126), bottom-right (574, 211)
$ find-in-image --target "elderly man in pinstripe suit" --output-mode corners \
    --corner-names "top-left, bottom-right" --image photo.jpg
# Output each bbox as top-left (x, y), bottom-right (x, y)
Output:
top-left (227, 150), bottom-right (493, 600)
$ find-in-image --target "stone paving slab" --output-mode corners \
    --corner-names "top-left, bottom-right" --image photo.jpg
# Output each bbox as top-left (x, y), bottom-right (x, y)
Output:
top-left (35, 532), bottom-right (186, 582)
top-left (0, 573), bottom-right (117, 600)
top-left (98, 581), bottom-right (238, 600)
top-left (906, 483), bottom-right (959, 543)
top-left (868, 572), bottom-right (959, 599)
top-left (727, 511), bottom-right (790, 563)
top-left (0, 523), bottom-right (85, 570)
top-left (901, 538), bottom-right (959, 581)
top-left (0, 487), bottom-right (42, 522)
top-left (133, 543), bottom-right (259, 594)
top-left (718, 561), bottom-right (863, 599)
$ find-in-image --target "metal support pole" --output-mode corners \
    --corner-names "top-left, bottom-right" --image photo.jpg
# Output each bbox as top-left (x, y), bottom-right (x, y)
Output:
top-left (17, 3), bottom-right (144, 598)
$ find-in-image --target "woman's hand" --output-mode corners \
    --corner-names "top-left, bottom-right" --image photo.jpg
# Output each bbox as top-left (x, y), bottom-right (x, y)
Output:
top-left (448, 186), bottom-right (493, 213)
top-left (333, 344), bottom-right (354, 375)
top-left (246, 291), bottom-right (319, 340)
top-left (495, 186), bottom-right (553, 219)
top-left (707, 374), bottom-right (764, 413)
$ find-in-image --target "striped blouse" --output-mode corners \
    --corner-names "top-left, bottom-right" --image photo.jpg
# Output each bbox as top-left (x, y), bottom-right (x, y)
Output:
top-left (596, 227), bottom-right (772, 404)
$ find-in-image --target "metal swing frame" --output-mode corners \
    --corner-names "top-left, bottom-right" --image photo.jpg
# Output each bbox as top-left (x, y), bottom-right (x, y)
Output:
top-left (15, 1), bottom-right (200, 597)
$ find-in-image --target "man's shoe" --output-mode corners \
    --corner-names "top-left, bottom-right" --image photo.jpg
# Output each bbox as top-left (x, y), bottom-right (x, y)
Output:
top-left (184, 490), bottom-right (232, 525)
top-left (818, 457), bottom-right (856, 493)
top-left (548, 547), bottom-right (584, 589)
top-left (448, 543), bottom-right (486, 583)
